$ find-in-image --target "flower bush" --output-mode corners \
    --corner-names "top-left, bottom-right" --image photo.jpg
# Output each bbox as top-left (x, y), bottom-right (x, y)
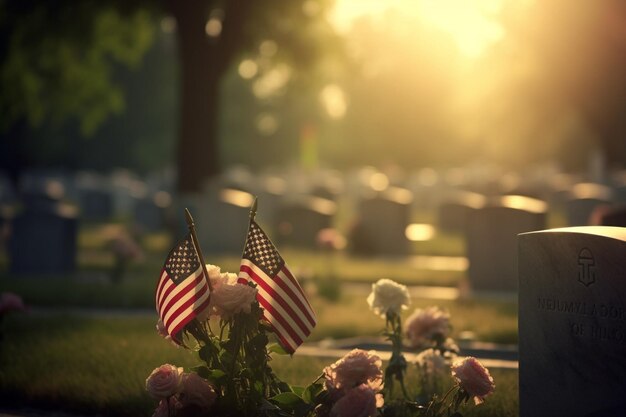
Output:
top-left (147, 273), bottom-right (494, 417)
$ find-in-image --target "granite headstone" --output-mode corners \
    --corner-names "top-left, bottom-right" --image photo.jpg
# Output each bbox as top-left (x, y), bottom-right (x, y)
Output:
top-left (566, 182), bottom-right (613, 226)
top-left (274, 196), bottom-right (336, 249)
top-left (519, 226), bottom-right (626, 417)
top-left (466, 195), bottom-right (547, 291)
top-left (8, 201), bottom-right (78, 274)
top-left (350, 187), bottom-right (413, 256)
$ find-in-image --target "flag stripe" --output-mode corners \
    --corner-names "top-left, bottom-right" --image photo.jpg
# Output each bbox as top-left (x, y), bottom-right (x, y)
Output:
top-left (169, 296), bottom-right (211, 339)
top-left (240, 263), bottom-right (312, 338)
top-left (275, 267), bottom-right (316, 327)
top-left (155, 270), bottom-right (168, 312)
top-left (156, 274), bottom-right (175, 314)
top-left (166, 284), bottom-right (210, 335)
top-left (155, 233), bottom-right (210, 343)
top-left (159, 268), bottom-right (204, 317)
top-left (238, 219), bottom-right (316, 353)
top-left (281, 266), bottom-right (316, 322)
top-left (239, 268), bottom-right (310, 343)
top-left (264, 316), bottom-right (298, 354)
top-left (256, 294), bottom-right (302, 350)
top-left (163, 274), bottom-right (208, 326)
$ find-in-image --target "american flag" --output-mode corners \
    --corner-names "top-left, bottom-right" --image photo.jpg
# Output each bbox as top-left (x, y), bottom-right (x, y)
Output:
top-left (156, 234), bottom-right (210, 343)
top-left (238, 220), bottom-right (316, 353)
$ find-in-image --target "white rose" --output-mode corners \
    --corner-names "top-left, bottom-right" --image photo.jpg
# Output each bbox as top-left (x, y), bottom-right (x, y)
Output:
top-left (210, 280), bottom-right (257, 319)
top-left (205, 264), bottom-right (225, 289)
top-left (146, 364), bottom-right (183, 399)
top-left (367, 279), bottom-right (410, 318)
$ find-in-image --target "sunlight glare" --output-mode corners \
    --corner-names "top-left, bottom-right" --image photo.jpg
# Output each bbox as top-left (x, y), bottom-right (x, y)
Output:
top-left (238, 59), bottom-right (258, 79)
top-left (416, 0), bottom-right (505, 58)
top-left (319, 84), bottom-right (347, 119)
top-left (330, 0), bottom-right (508, 59)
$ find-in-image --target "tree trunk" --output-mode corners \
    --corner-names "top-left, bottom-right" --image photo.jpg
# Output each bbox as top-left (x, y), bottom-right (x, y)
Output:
top-left (169, 0), bottom-right (221, 193)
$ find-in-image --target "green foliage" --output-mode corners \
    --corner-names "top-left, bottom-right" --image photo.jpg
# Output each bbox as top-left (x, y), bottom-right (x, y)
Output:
top-left (0, 1), bottom-right (155, 135)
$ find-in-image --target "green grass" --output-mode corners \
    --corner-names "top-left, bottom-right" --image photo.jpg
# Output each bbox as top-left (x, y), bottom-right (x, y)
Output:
top-left (313, 293), bottom-right (518, 344)
top-left (0, 314), bottom-right (518, 417)
top-left (0, 222), bottom-right (518, 414)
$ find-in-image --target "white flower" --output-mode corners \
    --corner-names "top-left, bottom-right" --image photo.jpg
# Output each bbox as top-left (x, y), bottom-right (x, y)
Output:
top-left (366, 279), bottom-right (410, 318)
top-left (208, 270), bottom-right (257, 319)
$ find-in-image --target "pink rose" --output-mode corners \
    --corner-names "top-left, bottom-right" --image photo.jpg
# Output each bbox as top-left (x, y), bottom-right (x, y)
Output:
top-left (404, 306), bottom-right (450, 349)
top-left (179, 373), bottom-right (217, 411)
top-left (209, 275), bottom-right (257, 319)
top-left (329, 384), bottom-right (383, 417)
top-left (152, 397), bottom-right (182, 417)
top-left (0, 292), bottom-right (25, 315)
top-left (324, 349), bottom-right (383, 391)
top-left (451, 357), bottom-right (495, 404)
top-left (146, 364), bottom-right (183, 400)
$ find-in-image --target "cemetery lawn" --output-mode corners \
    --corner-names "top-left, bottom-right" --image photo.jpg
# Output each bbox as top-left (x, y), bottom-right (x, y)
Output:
top-left (0, 314), bottom-right (518, 417)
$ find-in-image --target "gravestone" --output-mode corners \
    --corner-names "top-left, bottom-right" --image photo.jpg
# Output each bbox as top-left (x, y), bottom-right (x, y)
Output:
top-left (8, 201), bottom-right (78, 274)
top-left (195, 184), bottom-right (254, 254)
top-left (350, 187), bottom-right (413, 256)
top-left (255, 174), bottom-right (287, 226)
top-left (274, 196), bottom-right (336, 249)
top-left (436, 190), bottom-right (486, 234)
top-left (78, 188), bottom-right (114, 221)
top-left (133, 191), bottom-right (171, 232)
top-left (465, 195), bottom-right (547, 291)
top-left (519, 226), bottom-right (626, 417)
top-left (566, 182), bottom-right (613, 226)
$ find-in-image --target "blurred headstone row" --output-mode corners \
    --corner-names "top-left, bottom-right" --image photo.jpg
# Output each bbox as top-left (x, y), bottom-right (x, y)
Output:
top-left (3, 164), bottom-right (626, 294)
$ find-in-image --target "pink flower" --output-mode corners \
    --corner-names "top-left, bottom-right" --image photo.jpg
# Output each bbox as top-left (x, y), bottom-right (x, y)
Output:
top-left (110, 233), bottom-right (143, 260)
top-left (404, 306), bottom-right (450, 349)
top-left (0, 292), bottom-right (25, 315)
top-left (324, 349), bottom-right (383, 391)
top-left (152, 397), bottom-right (182, 417)
top-left (317, 228), bottom-right (346, 251)
top-left (146, 364), bottom-right (184, 400)
top-left (329, 384), bottom-right (383, 417)
top-left (451, 357), bottom-right (495, 404)
top-left (179, 373), bottom-right (217, 411)
top-left (209, 273), bottom-right (257, 319)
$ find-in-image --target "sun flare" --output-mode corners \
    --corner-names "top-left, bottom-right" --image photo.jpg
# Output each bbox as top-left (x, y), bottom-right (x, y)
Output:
top-left (330, 0), bottom-right (514, 59)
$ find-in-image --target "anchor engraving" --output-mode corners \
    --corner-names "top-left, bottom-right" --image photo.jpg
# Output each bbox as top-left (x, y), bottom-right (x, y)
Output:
top-left (577, 247), bottom-right (596, 287)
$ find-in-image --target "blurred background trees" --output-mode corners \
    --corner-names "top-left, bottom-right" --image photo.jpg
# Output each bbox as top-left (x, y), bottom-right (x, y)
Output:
top-left (1, 0), bottom-right (626, 192)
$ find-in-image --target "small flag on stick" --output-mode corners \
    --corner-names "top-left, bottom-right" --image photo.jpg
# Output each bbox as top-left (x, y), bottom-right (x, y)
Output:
top-left (155, 210), bottom-right (211, 343)
top-left (238, 198), bottom-right (316, 353)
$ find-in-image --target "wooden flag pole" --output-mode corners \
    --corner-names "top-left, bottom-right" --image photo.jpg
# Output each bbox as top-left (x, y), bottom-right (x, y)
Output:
top-left (249, 196), bottom-right (258, 221)
top-left (184, 208), bottom-right (213, 292)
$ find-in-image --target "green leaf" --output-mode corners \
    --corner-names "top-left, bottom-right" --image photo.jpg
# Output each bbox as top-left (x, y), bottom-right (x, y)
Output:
top-left (270, 392), bottom-right (305, 409)
top-left (291, 385), bottom-right (305, 396)
top-left (206, 369), bottom-right (227, 384)
top-left (268, 343), bottom-right (290, 355)
top-left (190, 365), bottom-right (211, 379)
top-left (302, 382), bottom-right (324, 404)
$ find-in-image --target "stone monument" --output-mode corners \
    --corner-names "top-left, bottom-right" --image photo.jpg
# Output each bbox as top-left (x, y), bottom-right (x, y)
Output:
top-left (519, 226), bottom-right (626, 417)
